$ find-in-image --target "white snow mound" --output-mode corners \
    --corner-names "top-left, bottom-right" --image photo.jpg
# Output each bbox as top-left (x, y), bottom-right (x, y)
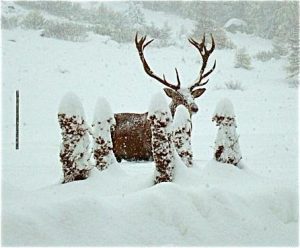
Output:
top-left (224, 18), bottom-right (247, 28)
top-left (148, 92), bottom-right (171, 117)
top-left (93, 97), bottom-right (114, 123)
top-left (213, 98), bottom-right (235, 118)
top-left (58, 92), bottom-right (85, 118)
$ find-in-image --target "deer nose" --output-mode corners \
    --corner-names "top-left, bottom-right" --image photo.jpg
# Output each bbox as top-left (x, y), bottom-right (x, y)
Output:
top-left (191, 104), bottom-right (198, 113)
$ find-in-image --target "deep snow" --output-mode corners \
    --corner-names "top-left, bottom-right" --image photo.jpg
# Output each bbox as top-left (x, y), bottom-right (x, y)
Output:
top-left (1, 1), bottom-right (298, 246)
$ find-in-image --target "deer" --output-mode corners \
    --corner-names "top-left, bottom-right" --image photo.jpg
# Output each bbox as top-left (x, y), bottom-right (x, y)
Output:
top-left (111, 33), bottom-right (216, 162)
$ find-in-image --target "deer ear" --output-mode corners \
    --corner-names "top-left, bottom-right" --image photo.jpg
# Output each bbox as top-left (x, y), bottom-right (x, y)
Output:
top-left (163, 88), bottom-right (178, 99)
top-left (192, 88), bottom-right (206, 98)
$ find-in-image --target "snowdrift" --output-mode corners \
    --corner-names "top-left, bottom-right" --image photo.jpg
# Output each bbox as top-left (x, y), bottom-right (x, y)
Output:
top-left (2, 161), bottom-right (298, 246)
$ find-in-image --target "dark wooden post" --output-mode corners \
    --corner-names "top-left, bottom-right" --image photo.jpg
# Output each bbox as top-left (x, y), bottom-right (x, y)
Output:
top-left (16, 90), bottom-right (19, 150)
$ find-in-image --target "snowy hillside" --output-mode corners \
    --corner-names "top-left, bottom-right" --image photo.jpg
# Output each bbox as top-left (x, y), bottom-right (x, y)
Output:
top-left (1, 1), bottom-right (298, 246)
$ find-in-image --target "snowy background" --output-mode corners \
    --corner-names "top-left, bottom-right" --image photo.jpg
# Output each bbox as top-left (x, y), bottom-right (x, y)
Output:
top-left (1, 1), bottom-right (299, 246)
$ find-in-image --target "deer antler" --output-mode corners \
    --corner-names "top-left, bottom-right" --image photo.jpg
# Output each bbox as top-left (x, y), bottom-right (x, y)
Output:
top-left (188, 33), bottom-right (216, 92)
top-left (135, 33), bottom-right (181, 91)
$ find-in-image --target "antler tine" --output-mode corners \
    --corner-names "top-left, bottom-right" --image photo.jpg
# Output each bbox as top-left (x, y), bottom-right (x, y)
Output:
top-left (175, 68), bottom-right (181, 88)
top-left (209, 33), bottom-right (215, 53)
top-left (189, 33), bottom-right (216, 91)
top-left (135, 32), bottom-right (181, 91)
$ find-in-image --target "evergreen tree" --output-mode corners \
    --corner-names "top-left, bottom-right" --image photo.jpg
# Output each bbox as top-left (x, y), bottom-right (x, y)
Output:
top-left (234, 48), bottom-right (252, 70)
top-left (272, 36), bottom-right (287, 58)
top-left (125, 2), bottom-right (145, 29)
top-left (158, 21), bottom-right (172, 47)
top-left (286, 27), bottom-right (299, 86)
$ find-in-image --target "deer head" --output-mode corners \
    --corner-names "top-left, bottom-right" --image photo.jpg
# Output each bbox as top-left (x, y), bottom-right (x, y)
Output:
top-left (135, 33), bottom-right (216, 117)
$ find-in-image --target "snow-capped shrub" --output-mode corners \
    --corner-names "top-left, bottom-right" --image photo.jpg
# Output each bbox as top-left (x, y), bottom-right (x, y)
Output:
top-left (225, 80), bottom-right (244, 91)
top-left (91, 97), bottom-right (117, 171)
top-left (224, 18), bottom-right (247, 34)
top-left (254, 51), bottom-right (275, 62)
top-left (192, 18), bottom-right (235, 49)
top-left (16, 1), bottom-right (83, 20)
top-left (136, 22), bottom-right (172, 47)
top-left (212, 98), bottom-right (242, 166)
top-left (58, 92), bottom-right (93, 183)
top-left (272, 36), bottom-right (288, 57)
top-left (21, 11), bottom-right (45, 30)
top-left (124, 2), bottom-right (145, 29)
top-left (87, 4), bottom-right (134, 43)
top-left (234, 48), bottom-right (252, 69)
top-left (1, 15), bottom-right (19, 29)
top-left (157, 21), bottom-right (172, 47)
top-left (42, 21), bottom-right (87, 42)
top-left (172, 105), bottom-right (193, 167)
top-left (148, 93), bottom-right (174, 184)
top-left (92, 19), bottom-right (134, 44)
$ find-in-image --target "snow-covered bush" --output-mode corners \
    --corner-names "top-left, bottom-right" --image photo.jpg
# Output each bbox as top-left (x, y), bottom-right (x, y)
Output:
top-left (22, 11), bottom-right (45, 30)
top-left (212, 98), bottom-right (242, 166)
top-left (42, 21), bottom-right (87, 42)
top-left (87, 4), bottom-right (134, 43)
top-left (192, 18), bottom-right (235, 49)
top-left (17, 1), bottom-right (83, 20)
top-left (234, 48), bottom-right (252, 69)
top-left (91, 97), bottom-right (117, 171)
top-left (157, 21), bottom-right (172, 47)
top-left (172, 105), bottom-right (193, 167)
top-left (58, 93), bottom-right (93, 183)
top-left (272, 36), bottom-right (288, 57)
top-left (148, 93), bottom-right (174, 184)
top-left (254, 51), bottom-right (275, 62)
top-left (1, 15), bottom-right (20, 29)
top-left (124, 2), bottom-right (145, 29)
top-left (224, 18), bottom-right (247, 34)
top-left (225, 80), bottom-right (244, 91)
top-left (135, 22), bottom-right (172, 47)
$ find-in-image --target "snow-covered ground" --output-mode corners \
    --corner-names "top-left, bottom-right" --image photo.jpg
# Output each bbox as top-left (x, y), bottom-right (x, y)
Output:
top-left (1, 2), bottom-right (298, 246)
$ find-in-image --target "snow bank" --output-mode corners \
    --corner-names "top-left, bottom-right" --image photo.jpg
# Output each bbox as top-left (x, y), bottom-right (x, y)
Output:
top-left (2, 160), bottom-right (298, 246)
